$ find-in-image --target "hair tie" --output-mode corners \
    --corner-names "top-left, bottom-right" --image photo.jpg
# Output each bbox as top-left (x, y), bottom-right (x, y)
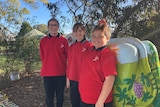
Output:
top-left (98, 19), bottom-right (106, 25)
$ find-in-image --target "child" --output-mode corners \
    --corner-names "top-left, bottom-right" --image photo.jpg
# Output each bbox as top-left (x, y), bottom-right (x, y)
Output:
top-left (79, 19), bottom-right (117, 107)
top-left (66, 22), bottom-right (93, 107)
top-left (39, 18), bottom-right (68, 107)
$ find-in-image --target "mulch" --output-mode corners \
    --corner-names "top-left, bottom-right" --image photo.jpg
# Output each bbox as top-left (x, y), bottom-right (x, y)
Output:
top-left (0, 71), bottom-right (71, 107)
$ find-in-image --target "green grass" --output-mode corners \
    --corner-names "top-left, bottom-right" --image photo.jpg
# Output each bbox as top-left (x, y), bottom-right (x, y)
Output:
top-left (0, 54), bottom-right (6, 62)
top-left (0, 46), bottom-right (5, 50)
top-left (0, 54), bottom-right (6, 74)
top-left (0, 54), bottom-right (41, 75)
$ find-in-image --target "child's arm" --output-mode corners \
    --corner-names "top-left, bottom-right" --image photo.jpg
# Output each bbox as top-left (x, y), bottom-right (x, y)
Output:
top-left (95, 75), bottom-right (115, 107)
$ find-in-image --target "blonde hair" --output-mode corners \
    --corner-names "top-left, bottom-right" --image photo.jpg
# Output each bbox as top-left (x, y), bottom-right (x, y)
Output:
top-left (92, 19), bottom-right (111, 38)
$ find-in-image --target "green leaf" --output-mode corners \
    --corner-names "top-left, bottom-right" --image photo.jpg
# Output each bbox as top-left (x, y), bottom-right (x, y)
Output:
top-left (123, 78), bottom-right (132, 84)
top-left (116, 86), bottom-right (121, 93)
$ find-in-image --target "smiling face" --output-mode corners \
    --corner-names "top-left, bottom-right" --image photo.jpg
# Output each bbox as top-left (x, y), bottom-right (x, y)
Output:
top-left (91, 30), bottom-right (110, 49)
top-left (48, 20), bottom-right (59, 36)
top-left (72, 23), bottom-right (86, 42)
top-left (73, 27), bottom-right (85, 42)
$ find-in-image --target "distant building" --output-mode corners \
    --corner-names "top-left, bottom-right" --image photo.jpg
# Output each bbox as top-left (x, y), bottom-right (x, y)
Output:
top-left (24, 29), bottom-right (46, 39)
top-left (0, 24), bottom-right (16, 41)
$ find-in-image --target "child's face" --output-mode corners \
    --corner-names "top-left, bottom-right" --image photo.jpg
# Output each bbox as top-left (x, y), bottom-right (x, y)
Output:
top-left (48, 20), bottom-right (59, 36)
top-left (91, 30), bottom-right (109, 49)
top-left (73, 27), bottom-right (85, 42)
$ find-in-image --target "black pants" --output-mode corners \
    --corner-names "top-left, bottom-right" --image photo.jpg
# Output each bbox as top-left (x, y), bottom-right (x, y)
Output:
top-left (70, 80), bottom-right (81, 107)
top-left (43, 76), bottom-right (66, 107)
top-left (80, 101), bottom-right (113, 107)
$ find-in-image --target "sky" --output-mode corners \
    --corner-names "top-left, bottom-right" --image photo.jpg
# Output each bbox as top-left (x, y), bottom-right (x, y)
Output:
top-left (22, 2), bottom-right (52, 25)
top-left (21, 0), bottom-right (72, 34)
top-left (21, 0), bottom-right (133, 34)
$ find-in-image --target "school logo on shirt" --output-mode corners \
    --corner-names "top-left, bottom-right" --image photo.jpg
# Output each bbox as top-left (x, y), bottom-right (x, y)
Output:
top-left (81, 47), bottom-right (86, 52)
top-left (60, 44), bottom-right (64, 48)
top-left (93, 55), bottom-right (99, 61)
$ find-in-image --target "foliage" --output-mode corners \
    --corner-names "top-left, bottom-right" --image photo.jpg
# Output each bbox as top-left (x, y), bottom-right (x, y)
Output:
top-left (45, 0), bottom-right (160, 39)
top-left (0, 0), bottom-right (49, 78)
top-left (45, 0), bottom-right (160, 56)
top-left (16, 38), bottom-right (41, 73)
top-left (0, 0), bottom-right (49, 77)
top-left (17, 21), bottom-right (32, 38)
top-left (15, 21), bottom-right (40, 74)
top-left (33, 24), bottom-right (48, 34)
top-left (0, 54), bottom-right (6, 74)
top-left (1, 36), bottom-right (41, 75)
top-left (0, 0), bottom-right (49, 35)
top-left (0, 20), bottom-right (41, 77)
top-left (0, 0), bottom-right (30, 34)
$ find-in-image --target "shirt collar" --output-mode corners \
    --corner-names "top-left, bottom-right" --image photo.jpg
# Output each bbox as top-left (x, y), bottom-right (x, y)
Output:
top-left (75, 36), bottom-right (86, 44)
top-left (48, 33), bottom-right (60, 38)
top-left (93, 45), bottom-right (107, 51)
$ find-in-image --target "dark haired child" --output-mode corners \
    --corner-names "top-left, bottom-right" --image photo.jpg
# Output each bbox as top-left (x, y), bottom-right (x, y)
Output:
top-left (40, 18), bottom-right (68, 107)
top-left (66, 22), bottom-right (93, 107)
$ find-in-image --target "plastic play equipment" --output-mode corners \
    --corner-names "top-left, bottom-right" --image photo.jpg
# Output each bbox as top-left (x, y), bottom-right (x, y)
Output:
top-left (65, 33), bottom-right (76, 46)
top-left (109, 37), bottom-right (160, 107)
top-left (65, 35), bottom-right (160, 107)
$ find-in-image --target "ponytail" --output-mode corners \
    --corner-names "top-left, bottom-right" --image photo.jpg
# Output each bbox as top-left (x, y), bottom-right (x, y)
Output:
top-left (92, 19), bottom-right (111, 38)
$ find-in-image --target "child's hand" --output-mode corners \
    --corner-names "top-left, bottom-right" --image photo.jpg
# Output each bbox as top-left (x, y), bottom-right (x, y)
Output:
top-left (66, 78), bottom-right (70, 88)
top-left (95, 102), bottom-right (104, 107)
top-left (108, 43), bottom-right (119, 55)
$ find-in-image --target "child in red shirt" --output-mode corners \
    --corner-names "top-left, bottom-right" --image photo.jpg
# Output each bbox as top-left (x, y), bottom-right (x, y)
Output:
top-left (79, 19), bottom-right (117, 107)
top-left (66, 22), bottom-right (93, 107)
top-left (40, 18), bottom-right (68, 107)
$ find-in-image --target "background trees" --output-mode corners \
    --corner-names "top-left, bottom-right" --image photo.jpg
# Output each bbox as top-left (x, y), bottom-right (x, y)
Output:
top-left (46, 0), bottom-right (160, 38)
top-left (33, 24), bottom-right (48, 34)
top-left (0, 0), bottom-right (48, 77)
top-left (46, 0), bottom-right (160, 55)
top-left (0, 0), bottom-right (159, 76)
top-left (16, 21), bottom-right (41, 74)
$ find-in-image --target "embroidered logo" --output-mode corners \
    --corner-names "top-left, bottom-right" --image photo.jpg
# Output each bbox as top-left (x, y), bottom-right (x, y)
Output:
top-left (60, 44), bottom-right (64, 48)
top-left (93, 56), bottom-right (99, 61)
top-left (81, 47), bottom-right (86, 52)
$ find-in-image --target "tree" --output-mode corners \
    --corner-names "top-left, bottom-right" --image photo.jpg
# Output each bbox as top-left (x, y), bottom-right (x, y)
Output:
top-left (17, 21), bottom-right (32, 38)
top-left (33, 24), bottom-right (48, 34)
top-left (45, 0), bottom-right (160, 38)
top-left (0, 0), bottom-right (49, 83)
top-left (17, 37), bottom-right (41, 74)
top-left (0, 0), bottom-right (48, 35)
top-left (16, 21), bottom-right (40, 74)
top-left (0, 0), bottom-right (30, 35)
top-left (45, 0), bottom-right (160, 56)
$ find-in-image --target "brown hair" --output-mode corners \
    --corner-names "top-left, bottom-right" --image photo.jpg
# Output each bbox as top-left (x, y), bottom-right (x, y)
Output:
top-left (72, 22), bottom-right (85, 32)
top-left (92, 19), bottom-right (111, 38)
top-left (47, 18), bottom-right (59, 27)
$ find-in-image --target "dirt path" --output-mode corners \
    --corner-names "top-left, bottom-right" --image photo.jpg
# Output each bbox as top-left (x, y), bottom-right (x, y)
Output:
top-left (0, 72), bottom-right (71, 107)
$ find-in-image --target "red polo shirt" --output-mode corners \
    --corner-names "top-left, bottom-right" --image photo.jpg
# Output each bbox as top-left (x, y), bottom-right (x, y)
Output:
top-left (40, 35), bottom-right (68, 76)
top-left (79, 47), bottom-right (117, 104)
top-left (67, 40), bottom-right (93, 81)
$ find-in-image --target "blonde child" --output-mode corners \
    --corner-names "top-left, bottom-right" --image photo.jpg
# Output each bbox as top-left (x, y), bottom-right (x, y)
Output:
top-left (79, 19), bottom-right (117, 107)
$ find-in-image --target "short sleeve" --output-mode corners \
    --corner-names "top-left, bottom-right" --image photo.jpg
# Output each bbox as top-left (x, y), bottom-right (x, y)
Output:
top-left (101, 50), bottom-right (117, 76)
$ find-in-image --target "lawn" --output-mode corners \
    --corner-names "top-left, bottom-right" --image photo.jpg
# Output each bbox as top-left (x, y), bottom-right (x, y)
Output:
top-left (0, 54), bottom-right (6, 74)
top-left (0, 54), bottom-right (41, 75)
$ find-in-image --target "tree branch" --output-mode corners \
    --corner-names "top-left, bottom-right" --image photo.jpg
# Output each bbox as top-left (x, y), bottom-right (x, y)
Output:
top-left (140, 28), bottom-right (160, 40)
top-left (112, 0), bottom-right (146, 38)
